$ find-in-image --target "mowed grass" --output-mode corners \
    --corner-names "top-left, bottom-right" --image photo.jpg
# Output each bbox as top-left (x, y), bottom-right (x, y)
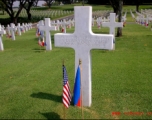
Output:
top-left (0, 8), bottom-right (152, 119)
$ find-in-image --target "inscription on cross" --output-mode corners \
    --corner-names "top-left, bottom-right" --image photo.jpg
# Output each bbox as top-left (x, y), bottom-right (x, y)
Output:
top-left (55, 6), bottom-right (114, 107)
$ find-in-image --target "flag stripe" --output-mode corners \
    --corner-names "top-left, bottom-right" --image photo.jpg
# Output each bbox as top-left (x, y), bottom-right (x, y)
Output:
top-left (62, 65), bottom-right (71, 108)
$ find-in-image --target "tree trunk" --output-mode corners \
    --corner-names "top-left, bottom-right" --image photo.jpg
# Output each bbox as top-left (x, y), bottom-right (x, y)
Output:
top-left (13, 18), bottom-right (17, 25)
top-left (2, 10), bottom-right (4, 15)
top-left (27, 12), bottom-right (31, 20)
top-left (117, 0), bottom-right (123, 37)
top-left (136, 4), bottom-right (139, 12)
top-left (11, 16), bottom-right (17, 25)
top-left (114, 7), bottom-right (118, 15)
top-left (82, 0), bottom-right (84, 6)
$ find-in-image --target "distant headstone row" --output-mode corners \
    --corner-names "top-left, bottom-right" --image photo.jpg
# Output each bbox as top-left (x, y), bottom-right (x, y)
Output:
top-left (130, 9), bottom-right (152, 30)
top-left (0, 22), bottom-right (33, 51)
top-left (19, 9), bottom-right (74, 20)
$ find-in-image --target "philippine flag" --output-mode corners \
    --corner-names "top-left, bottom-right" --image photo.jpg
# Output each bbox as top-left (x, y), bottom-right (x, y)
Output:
top-left (73, 65), bottom-right (81, 107)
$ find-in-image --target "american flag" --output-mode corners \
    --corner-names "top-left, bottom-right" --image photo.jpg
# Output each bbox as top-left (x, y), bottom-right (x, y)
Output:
top-left (62, 65), bottom-right (71, 108)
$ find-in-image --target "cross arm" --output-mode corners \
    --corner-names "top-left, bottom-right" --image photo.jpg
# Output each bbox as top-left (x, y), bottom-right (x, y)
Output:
top-left (0, 30), bottom-right (6, 35)
top-left (55, 33), bottom-right (113, 50)
top-left (102, 22), bottom-right (110, 27)
top-left (114, 22), bottom-right (123, 28)
top-left (55, 33), bottom-right (75, 48)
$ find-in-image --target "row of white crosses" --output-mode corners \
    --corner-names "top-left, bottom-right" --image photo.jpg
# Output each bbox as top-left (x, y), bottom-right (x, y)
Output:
top-left (141, 9), bottom-right (152, 17)
top-left (135, 11), bottom-right (152, 28)
top-left (6, 23), bottom-right (33, 40)
top-left (93, 10), bottom-right (111, 18)
top-left (52, 19), bottom-right (73, 33)
top-left (20, 10), bottom-right (73, 20)
top-left (92, 16), bottom-right (110, 28)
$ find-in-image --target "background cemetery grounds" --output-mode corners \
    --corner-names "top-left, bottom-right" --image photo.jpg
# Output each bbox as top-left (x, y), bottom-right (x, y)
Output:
top-left (0, 4), bottom-right (152, 119)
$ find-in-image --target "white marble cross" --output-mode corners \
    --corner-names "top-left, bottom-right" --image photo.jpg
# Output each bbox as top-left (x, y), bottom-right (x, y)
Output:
top-left (60, 19), bottom-right (69, 33)
top-left (0, 25), bottom-right (6, 51)
top-left (22, 23), bottom-right (26, 33)
top-left (6, 25), bottom-right (11, 36)
top-left (39, 18), bottom-right (56, 50)
top-left (52, 20), bottom-right (60, 31)
top-left (1, 25), bottom-right (5, 37)
top-left (8, 23), bottom-right (17, 40)
top-left (102, 13), bottom-right (123, 35)
top-left (55, 6), bottom-right (113, 107)
top-left (96, 17), bottom-right (101, 29)
top-left (25, 23), bottom-right (28, 31)
top-left (16, 23), bottom-right (22, 36)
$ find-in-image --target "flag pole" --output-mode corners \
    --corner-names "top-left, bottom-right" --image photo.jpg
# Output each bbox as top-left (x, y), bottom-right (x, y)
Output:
top-left (79, 59), bottom-right (84, 119)
top-left (62, 59), bottom-right (66, 119)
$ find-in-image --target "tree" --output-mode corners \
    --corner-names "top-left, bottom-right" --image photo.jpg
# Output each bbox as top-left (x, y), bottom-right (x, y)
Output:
top-left (1, 0), bottom-right (27, 25)
top-left (0, 0), bottom-right (5, 15)
top-left (135, 0), bottom-right (143, 12)
top-left (23, 0), bottom-right (36, 20)
top-left (33, 0), bottom-right (39, 7)
top-left (109, 0), bottom-right (119, 14)
top-left (44, 0), bottom-right (55, 8)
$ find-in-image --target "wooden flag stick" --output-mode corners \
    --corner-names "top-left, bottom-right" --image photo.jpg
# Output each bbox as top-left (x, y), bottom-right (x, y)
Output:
top-left (63, 59), bottom-right (64, 66)
top-left (79, 59), bottom-right (84, 119)
top-left (62, 59), bottom-right (66, 119)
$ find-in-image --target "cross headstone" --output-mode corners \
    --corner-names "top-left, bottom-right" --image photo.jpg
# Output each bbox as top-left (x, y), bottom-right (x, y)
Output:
top-left (96, 17), bottom-right (101, 29)
top-left (39, 18), bottom-right (56, 50)
top-left (25, 23), bottom-right (28, 31)
top-left (1, 25), bottom-right (5, 37)
top-left (92, 17), bottom-right (94, 26)
top-left (37, 20), bottom-right (45, 41)
top-left (55, 6), bottom-right (114, 107)
top-left (29, 23), bottom-right (33, 29)
top-left (60, 19), bottom-right (69, 33)
top-left (102, 13), bottom-right (123, 35)
top-left (22, 23), bottom-right (26, 33)
top-left (0, 25), bottom-right (6, 51)
top-left (52, 20), bottom-right (60, 31)
top-left (6, 25), bottom-right (11, 36)
top-left (8, 23), bottom-right (16, 40)
top-left (16, 23), bottom-right (22, 36)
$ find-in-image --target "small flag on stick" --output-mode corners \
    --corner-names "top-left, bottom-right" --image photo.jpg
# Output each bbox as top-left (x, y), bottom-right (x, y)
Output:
top-left (73, 63), bottom-right (81, 107)
top-left (62, 64), bottom-right (71, 108)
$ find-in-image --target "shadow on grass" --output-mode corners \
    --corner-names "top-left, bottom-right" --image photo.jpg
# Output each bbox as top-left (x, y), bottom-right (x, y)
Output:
top-left (30, 92), bottom-right (62, 103)
top-left (39, 112), bottom-right (61, 119)
top-left (147, 35), bottom-right (152, 37)
top-left (32, 48), bottom-right (46, 52)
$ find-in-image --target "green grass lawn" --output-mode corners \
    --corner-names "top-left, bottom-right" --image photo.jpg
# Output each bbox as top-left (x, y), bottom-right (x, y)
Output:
top-left (0, 5), bottom-right (152, 119)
